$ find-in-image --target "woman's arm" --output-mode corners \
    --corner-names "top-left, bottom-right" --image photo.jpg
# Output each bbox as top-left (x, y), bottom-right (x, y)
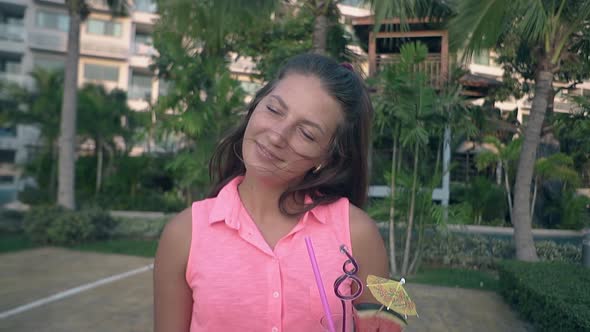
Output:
top-left (350, 205), bottom-right (405, 331)
top-left (153, 207), bottom-right (193, 332)
top-left (349, 204), bottom-right (390, 304)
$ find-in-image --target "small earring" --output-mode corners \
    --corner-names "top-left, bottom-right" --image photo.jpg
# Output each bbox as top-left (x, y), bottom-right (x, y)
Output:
top-left (313, 164), bottom-right (323, 174)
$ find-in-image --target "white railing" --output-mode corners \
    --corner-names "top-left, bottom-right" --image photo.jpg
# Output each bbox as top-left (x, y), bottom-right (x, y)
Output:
top-left (81, 41), bottom-right (128, 58)
top-left (0, 23), bottom-right (24, 42)
top-left (133, 43), bottom-right (157, 56)
top-left (128, 85), bottom-right (152, 100)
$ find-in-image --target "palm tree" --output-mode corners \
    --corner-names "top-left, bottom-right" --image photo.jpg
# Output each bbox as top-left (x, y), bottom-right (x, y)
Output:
top-left (531, 153), bottom-right (579, 222)
top-left (375, 42), bottom-right (440, 276)
top-left (475, 136), bottom-right (522, 224)
top-left (57, 0), bottom-right (128, 209)
top-left (78, 84), bottom-right (131, 194)
top-left (449, 0), bottom-right (590, 261)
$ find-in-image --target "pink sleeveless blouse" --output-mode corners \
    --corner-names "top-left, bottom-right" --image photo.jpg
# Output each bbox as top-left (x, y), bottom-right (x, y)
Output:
top-left (185, 176), bottom-right (354, 331)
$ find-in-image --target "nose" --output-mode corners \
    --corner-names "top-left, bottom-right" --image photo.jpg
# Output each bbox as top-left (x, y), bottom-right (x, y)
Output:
top-left (267, 122), bottom-right (291, 148)
top-left (267, 126), bottom-right (288, 148)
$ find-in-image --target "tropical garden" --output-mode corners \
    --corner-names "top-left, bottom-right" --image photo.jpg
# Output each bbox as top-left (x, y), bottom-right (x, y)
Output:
top-left (1, 1), bottom-right (589, 330)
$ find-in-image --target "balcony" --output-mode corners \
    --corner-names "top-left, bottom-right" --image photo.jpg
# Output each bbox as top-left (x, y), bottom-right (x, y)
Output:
top-left (29, 30), bottom-right (67, 52)
top-left (134, 0), bottom-right (157, 13)
top-left (0, 23), bottom-right (24, 42)
top-left (128, 84), bottom-right (152, 100)
top-left (129, 42), bottom-right (156, 68)
top-left (0, 23), bottom-right (25, 53)
top-left (132, 0), bottom-right (158, 25)
top-left (376, 53), bottom-right (445, 88)
top-left (0, 72), bottom-right (31, 89)
top-left (81, 40), bottom-right (129, 59)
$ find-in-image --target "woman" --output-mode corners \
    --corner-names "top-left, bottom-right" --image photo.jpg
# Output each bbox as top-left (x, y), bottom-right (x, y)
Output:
top-left (154, 53), bottom-right (402, 331)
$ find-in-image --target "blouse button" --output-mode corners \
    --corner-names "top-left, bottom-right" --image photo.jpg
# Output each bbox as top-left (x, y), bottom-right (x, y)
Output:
top-left (271, 327), bottom-right (278, 332)
top-left (272, 291), bottom-right (280, 298)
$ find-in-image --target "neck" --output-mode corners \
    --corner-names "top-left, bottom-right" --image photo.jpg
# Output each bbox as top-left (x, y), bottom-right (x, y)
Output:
top-left (238, 174), bottom-right (300, 225)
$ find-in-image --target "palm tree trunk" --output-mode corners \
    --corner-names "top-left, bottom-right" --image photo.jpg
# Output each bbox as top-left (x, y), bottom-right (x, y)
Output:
top-left (311, 1), bottom-right (329, 55)
top-left (503, 161), bottom-right (514, 223)
top-left (512, 60), bottom-right (554, 262)
top-left (530, 177), bottom-right (538, 224)
top-left (496, 161), bottom-right (502, 185)
top-left (49, 141), bottom-right (58, 203)
top-left (408, 214), bottom-right (424, 274)
top-left (57, 4), bottom-right (81, 209)
top-left (401, 141), bottom-right (420, 275)
top-left (95, 139), bottom-right (103, 195)
top-left (389, 133), bottom-right (399, 276)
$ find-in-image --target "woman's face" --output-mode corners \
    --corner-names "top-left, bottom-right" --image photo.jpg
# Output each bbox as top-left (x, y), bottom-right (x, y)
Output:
top-left (242, 73), bottom-right (344, 186)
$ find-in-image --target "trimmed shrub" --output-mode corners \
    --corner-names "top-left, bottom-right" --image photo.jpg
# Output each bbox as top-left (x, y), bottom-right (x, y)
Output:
top-left (498, 260), bottom-right (590, 332)
top-left (23, 206), bottom-right (118, 245)
top-left (417, 230), bottom-right (581, 269)
top-left (23, 205), bottom-right (65, 244)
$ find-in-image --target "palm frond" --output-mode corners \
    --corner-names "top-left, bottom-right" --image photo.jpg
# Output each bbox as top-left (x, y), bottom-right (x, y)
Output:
top-left (448, 0), bottom-right (515, 59)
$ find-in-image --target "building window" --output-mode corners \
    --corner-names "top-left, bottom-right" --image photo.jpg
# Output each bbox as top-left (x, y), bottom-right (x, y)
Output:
top-left (473, 50), bottom-right (490, 66)
top-left (84, 63), bottom-right (119, 82)
top-left (158, 79), bottom-right (172, 96)
top-left (0, 175), bottom-right (14, 185)
top-left (129, 72), bottom-right (152, 100)
top-left (33, 57), bottom-right (65, 72)
top-left (135, 0), bottom-right (157, 13)
top-left (36, 10), bottom-right (70, 32)
top-left (0, 14), bottom-right (24, 41)
top-left (0, 126), bottom-right (16, 137)
top-left (0, 58), bottom-right (21, 74)
top-left (0, 149), bottom-right (16, 163)
top-left (86, 19), bottom-right (122, 37)
top-left (133, 31), bottom-right (153, 55)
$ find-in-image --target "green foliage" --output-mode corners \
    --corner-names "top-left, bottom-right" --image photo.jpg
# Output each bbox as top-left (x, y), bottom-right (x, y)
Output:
top-left (18, 185), bottom-right (51, 206)
top-left (109, 217), bottom-right (168, 239)
top-left (0, 209), bottom-right (25, 233)
top-left (23, 205), bottom-right (65, 244)
top-left (498, 260), bottom-right (590, 332)
top-left (453, 177), bottom-right (507, 224)
top-left (421, 231), bottom-right (581, 269)
top-left (151, 1), bottom-right (250, 199)
top-left (542, 190), bottom-right (590, 230)
top-left (46, 212), bottom-right (96, 246)
top-left (237, 4), bottom-right (353, 81)
top-left (551, 103), bottom-right (590, 187)
top-left (75, 156), bottom-right (184, 212)
top-left (23, 206), bottom-right (118, 245)
top-left (78, 84), bottom-right (132, 145)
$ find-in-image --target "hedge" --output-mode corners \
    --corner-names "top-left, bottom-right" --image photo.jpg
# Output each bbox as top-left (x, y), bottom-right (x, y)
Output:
top-left (498, 260), bottom-right (590, 332)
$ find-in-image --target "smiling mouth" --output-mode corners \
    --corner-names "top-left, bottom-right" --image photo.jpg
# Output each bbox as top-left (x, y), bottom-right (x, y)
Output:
top-left (256, 142), bottom-right (283, 162)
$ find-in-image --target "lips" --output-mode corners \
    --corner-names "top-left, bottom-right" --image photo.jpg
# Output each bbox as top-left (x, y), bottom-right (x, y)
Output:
top-left (256, 142), bottom-right (283, 162)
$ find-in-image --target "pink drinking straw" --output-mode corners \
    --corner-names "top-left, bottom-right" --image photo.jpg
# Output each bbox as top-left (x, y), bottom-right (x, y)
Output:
top-left (304, 236), bottom-right (336, 332)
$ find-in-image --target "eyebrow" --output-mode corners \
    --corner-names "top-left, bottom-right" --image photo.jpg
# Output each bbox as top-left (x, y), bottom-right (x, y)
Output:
top-left (270, 95), bottom-right (289, 110)
top-left (269, 94), bottom-right (326, 135)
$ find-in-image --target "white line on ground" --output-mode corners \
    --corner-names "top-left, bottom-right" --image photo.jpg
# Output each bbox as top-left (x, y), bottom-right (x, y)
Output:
top-left (0, 263), bottom-right (154, 320)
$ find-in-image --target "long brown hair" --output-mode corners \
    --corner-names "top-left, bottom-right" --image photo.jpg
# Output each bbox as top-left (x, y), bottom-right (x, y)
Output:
top-left (208, 53), bottom-right (373, 215)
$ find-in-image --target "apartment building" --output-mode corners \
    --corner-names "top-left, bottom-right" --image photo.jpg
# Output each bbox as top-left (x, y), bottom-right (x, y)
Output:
top-left (0, 0), bottom-right (160, 205)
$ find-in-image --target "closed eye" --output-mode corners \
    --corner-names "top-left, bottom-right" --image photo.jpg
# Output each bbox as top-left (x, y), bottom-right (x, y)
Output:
top-left (266, 105), bottom-right (279, 114)
top-left (300, 128), bottom-right (315, 141)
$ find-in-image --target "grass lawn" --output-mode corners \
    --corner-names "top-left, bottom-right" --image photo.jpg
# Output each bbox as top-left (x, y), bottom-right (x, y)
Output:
top-left (409, 267), bottom-right (500, 292)
top-left (0, 233), bottom-right (39, 253)
top-left (0, 233), bottom-right (158, 257)
top-left (1, 233), bottom-right (498, 292)
top-left (72, 238), bottom-right (158, 257)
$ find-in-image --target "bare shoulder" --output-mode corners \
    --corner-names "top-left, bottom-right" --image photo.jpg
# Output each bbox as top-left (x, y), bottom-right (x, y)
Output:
top-left (349, 203), bottom-right (390, 304)
top-left (156, 206), bottom-right (193, 265)
top-left (349, 204), bottom-right (380, 242)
